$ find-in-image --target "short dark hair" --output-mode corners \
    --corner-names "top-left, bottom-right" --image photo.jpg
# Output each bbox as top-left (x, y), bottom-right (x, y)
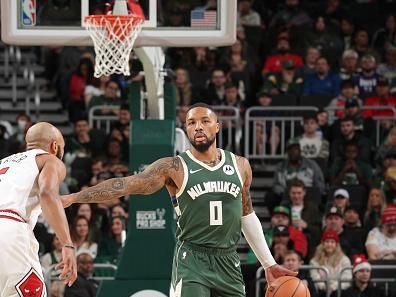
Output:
top-left (120, 103), bottom-right (129, 111)
top-left (340, 116), bottom-right (355, 124)
top-left (303, 112), bottom-right (318, 122)
top-left (341, 79), bottom-right (355, 89)
top-left (289, 179), bottom-right (306, 190)
top-left (187, 103), bottom-right (216, 114)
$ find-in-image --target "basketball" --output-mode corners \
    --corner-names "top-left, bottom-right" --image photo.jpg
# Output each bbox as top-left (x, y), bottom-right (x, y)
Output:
top-left (265, 276), bottom-right (310, 297)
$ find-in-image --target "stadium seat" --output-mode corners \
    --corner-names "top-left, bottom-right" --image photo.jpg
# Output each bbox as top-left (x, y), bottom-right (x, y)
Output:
top-left (299, 95), bottom-right (332, 108)
top-left (271, 94), bottom-right (298, 106)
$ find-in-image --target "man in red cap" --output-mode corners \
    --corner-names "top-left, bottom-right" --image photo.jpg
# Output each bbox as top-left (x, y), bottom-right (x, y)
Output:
top-left (341, 254), bottom-right (384, 297)
top-left (366, 205), bottom-right (396, 260)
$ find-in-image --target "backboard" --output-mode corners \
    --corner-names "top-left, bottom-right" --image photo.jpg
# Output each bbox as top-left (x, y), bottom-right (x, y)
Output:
top-left (1, 0), bottom-right (237, 47)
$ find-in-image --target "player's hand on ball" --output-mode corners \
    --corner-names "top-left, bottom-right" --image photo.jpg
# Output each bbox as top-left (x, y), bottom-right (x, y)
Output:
top-left (265, 264), bottom-right (298, 286)
top-left (60, 193), bottom-right (76, 208)
top-left (56, 245), bottom-right (77, 287)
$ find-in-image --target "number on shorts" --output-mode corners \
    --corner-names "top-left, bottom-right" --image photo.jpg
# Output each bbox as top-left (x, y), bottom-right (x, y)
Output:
top-left (0, 167), bottom-right (9, 175)
top-left (209, 201), bottom-right (223, 226)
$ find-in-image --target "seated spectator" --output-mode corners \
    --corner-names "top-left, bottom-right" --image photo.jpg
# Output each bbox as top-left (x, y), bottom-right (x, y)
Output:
top-left (252, 92), bottom-right (280, 156)
top-left (316, 109), bottom-right (331, 141)
top-left (366, 205), bottom-right (396, 260)
top-left (8, 113), bottom-right (33, 153)
top-left (111, 204), bottom-right (128, 220)
top-left (104, 138), bottom-right (128, 169)
top-left (98, 216), bottom-right (125, 264)
top-left (377, 47), bottom-right (396, 84)
top-left (309, 230), bottom-right (352, 297)
top-left (272, 139), bottom-right (325, 198)
top-left (64, 250), bottom-right (98, 297)
top-left (339, 49), bottom-right (361, 81)
top-left (344, 206), bottom-right (362, 228)
top-left (262, 36), bottom-right (304, 75)
top-left (353, 54), bottom-right (382, 99)
top-left (339, 16), bottom-right (355, 51)
top-left (352, 29), bottom-right (380, 61)
top-left (301, 47), bottom-right (321, 77)
top-left (88, 80), bottom-right (122, 116)
top-left (330, 188), bottom-right (350, 215)
top-left (269, 0), bottom-right (311, 29)
top-left (324, 206), bottom-right (366, 258)
top-left (330, 117), bottom-right (371, 163)
top-left (246, 206), bottom-right (308, 263)
top-left (175, 67), bottom-right (194, 106)
top-left (262, 60), bottom-right (304, 96)
top-left (382, 167), bottom-right (396, 204)
top-left (70, 216), bottom-right (98, 258)
top-left (285, 179), bottom-right (322, 257)
top-left (375, 127), bottom-right (396, 172)
top-left (271, 225), bottom-right (294, 263)
top-left (341, 254), bottom-right (383, 297)
top-left (297, 113), bottom-right (329, 160)
top-left (76, 203), bottom-right (108, 243)
top-left (302, 56), bottom-right (341, 97)
top-left (237, 0), bottom-right (261, 26)
top-left (283, 250), bottom-right (318, 297)
top-left (372, 14), bottom-right (396, 58)
top-left (40, 234), bottom-right (62, 276)
top-left (84, 75), bottom-right (110, 107)
top-left (364, 188), bottom-right (386, 232)
top-left (327, 80), bottom-right (362, 119)
top-left (363, 77), bottom-right (396, 118)
top-left (176, 105), bottom-right (189, 131)
top-left (329, 142), bottom-right (373, 188)
top-left (200, 67), bottom-right (227, 105)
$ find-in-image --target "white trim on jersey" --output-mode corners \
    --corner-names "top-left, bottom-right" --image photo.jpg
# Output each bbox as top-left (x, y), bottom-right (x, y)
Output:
top-left (175, 156), bottom-right (189, 199)
top-left (230, 152), bottom-right (244, 186)
top-left (185, 149), bottom-right (226, 171)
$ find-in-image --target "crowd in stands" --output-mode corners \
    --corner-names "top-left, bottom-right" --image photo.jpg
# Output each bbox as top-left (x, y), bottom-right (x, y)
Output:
top-left (1, 0), bottom-right (396, 296)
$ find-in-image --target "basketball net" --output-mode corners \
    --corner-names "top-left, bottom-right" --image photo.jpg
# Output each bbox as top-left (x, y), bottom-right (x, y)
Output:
top-left (84, 0), bottom-right (144, 77)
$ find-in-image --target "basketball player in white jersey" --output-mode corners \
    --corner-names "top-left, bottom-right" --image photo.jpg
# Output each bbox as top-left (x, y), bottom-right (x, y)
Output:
top-left (0, 122), bottom-right (77, 297)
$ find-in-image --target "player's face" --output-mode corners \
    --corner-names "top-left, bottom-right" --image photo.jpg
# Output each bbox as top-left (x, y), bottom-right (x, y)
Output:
top-left (186, 107), bottom-right (219, 152)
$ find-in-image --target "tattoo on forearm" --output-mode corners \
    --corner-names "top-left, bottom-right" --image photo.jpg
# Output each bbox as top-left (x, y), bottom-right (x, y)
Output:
top-left (238, 155), bottom-right (254, 216)
top-left (75, 157), bottom-right (180, 203)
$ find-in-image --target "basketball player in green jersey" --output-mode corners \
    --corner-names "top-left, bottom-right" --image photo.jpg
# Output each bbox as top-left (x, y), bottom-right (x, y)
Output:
top-left (62, 103), bottom-right (296, 296)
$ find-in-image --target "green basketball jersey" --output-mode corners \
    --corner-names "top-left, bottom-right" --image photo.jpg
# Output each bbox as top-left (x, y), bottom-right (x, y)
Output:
top-left (174, 149), bottom-right (243, 248)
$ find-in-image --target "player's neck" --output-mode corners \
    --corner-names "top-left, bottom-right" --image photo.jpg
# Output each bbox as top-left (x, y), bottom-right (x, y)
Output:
top-left (190, 146), bottom-right (221, 167)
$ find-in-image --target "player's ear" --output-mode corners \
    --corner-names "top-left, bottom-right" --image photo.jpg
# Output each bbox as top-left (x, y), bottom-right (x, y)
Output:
top-left (216, 121), bottom-right (220, 133)
top-left (50, 140), bottom-right (58, 155)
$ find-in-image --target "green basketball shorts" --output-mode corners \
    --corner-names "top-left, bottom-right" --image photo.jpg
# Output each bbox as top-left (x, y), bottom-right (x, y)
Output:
top-left (170, 241), bottom-right (245, 297)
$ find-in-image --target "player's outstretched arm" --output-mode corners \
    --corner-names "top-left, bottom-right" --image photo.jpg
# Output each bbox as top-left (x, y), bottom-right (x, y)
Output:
top-left (62, 157), bottom-right (180, 207)
top-left (38, 155), bottom-right (77, 287)
top-left (237, 156), bottom-right (297, 284)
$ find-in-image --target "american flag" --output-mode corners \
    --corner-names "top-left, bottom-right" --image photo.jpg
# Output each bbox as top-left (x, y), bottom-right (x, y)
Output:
top-left (191, 10), bottom-right (217, 27)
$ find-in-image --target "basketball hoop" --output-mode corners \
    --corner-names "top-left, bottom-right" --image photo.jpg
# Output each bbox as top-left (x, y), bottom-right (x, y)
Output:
top-left (85, 13), bottom-right (144, 77)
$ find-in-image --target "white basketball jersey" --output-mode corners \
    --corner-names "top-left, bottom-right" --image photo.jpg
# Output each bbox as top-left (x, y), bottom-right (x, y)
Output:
top-left (0, 149), bottom-right (48, 229)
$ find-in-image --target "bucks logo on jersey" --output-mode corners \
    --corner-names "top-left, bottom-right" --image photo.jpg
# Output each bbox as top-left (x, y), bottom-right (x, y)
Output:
top-left (173, 149), bottom-right (243, 249)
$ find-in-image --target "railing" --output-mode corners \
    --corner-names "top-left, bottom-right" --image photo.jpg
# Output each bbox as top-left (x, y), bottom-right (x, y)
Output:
top-left (89, 105), bottom-right (121, 133)
top-left (245, 107), bottom-right (319, 160)
top-left (255, 265), bottom-right (330, 297)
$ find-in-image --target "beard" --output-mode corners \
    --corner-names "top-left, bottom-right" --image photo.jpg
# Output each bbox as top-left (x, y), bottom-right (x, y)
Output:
top-left (189, 134), bottom-right (216, 152)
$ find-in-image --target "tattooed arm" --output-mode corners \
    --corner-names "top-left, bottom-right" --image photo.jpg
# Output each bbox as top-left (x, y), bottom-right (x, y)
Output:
top-left (62, 157), bottom-right (180, 206)
top-left (237, 156), bottom-right (254, 216)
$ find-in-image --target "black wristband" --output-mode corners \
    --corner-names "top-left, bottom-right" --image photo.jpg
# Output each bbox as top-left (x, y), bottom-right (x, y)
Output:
top-left (64, 244), bottom-right (75, 250)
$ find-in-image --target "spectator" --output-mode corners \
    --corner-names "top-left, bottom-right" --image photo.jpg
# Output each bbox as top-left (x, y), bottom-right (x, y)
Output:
top-left (262, 60), bottom-right (304, 96)
top-left (302, 56), bottom-right (341, 97)
top-left (375, 127), bottom-right (396, 171)
top-left (269, 0), bottom-right (311, 29)
top-left (246, 206), bottom-right (308, 263)
top-left (316, 109), bottom-right (331, 141)
top-left (330, 117), bottom-right (371, 163)
top-left (352, 29), bottom-right (379, 60)
top-left (200, 67), bottom-right (227, 105)
top-left (8, 113), bottom-right (33, 153)
top-left (98, 216), bottom-right (125, 264)
top-left (309, 230), bottom-right (352, 297)
top-left (364, 77), bottom-right (396, 118)
top-left (382, 167), bottom-right (396, 204)
top-left (283, 250), bottom-right (318, 297)
top-left (285, 179), bottom-right (322, 256)
top-left (340, 16), bottom-right (356, 51)
top-left (366, 205), bottom-right (396, 260)
top-left (111, 204), bottom-right (128, 220)
top-left (339, 49), bottom-right (361, 81)
top-left (372, 14), bottom-right (396, 57)
top-left (341, 254), bottom-right (383, 297)
top-left (324, 206), bottom-right (366, 258)
top-left (262, 36), bottom-right (304, 74)
top-left (272, 138), bottom-right (325, 198)
top-left (329, 142), bottom-right (373, 188)
top-left (301, 47), bottom-right (321, 76)
top-left (64, 250), bottom-right (98, 297)
top-left (364, 188), bottom-right (387, 232)
top-left (330, 189), bottom-right (350, 215)
top-left (297, 113), bottom-right (329, 160)
top-left (84, 75), bottom-right (111, 107)
top-left (237, 0), bottom-right (261, 26)
top-left (111, 103), bottom-right (130, 140)
top-left (271, 225), bottom-right (294, 263)
top-left (344, 206), bottom-right (362, 228)
top-left (104, 138), bottom-right (129, 172)
top-left (68, 58), bottom-right (94, 121)
top-left (76, 203), bottom-right (107, 243)
top-left (175, 67), bottom-right (194, 106)
top-left (377, 47), bottom-right (396, 84)
top-left (354, 54), bottom-right (382, 99)
top-left (88, 80), bottom-right (122, 116)
top-left (327, 80), bottom-right (362, 119)
top-left (70, 215), bottom-right (98, 258)
top-left (40, 234), bottom-right (63, 276)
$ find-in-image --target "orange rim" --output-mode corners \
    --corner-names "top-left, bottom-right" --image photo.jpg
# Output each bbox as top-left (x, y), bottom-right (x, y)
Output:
top-left (84, 14), bottom-right (145, 26)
